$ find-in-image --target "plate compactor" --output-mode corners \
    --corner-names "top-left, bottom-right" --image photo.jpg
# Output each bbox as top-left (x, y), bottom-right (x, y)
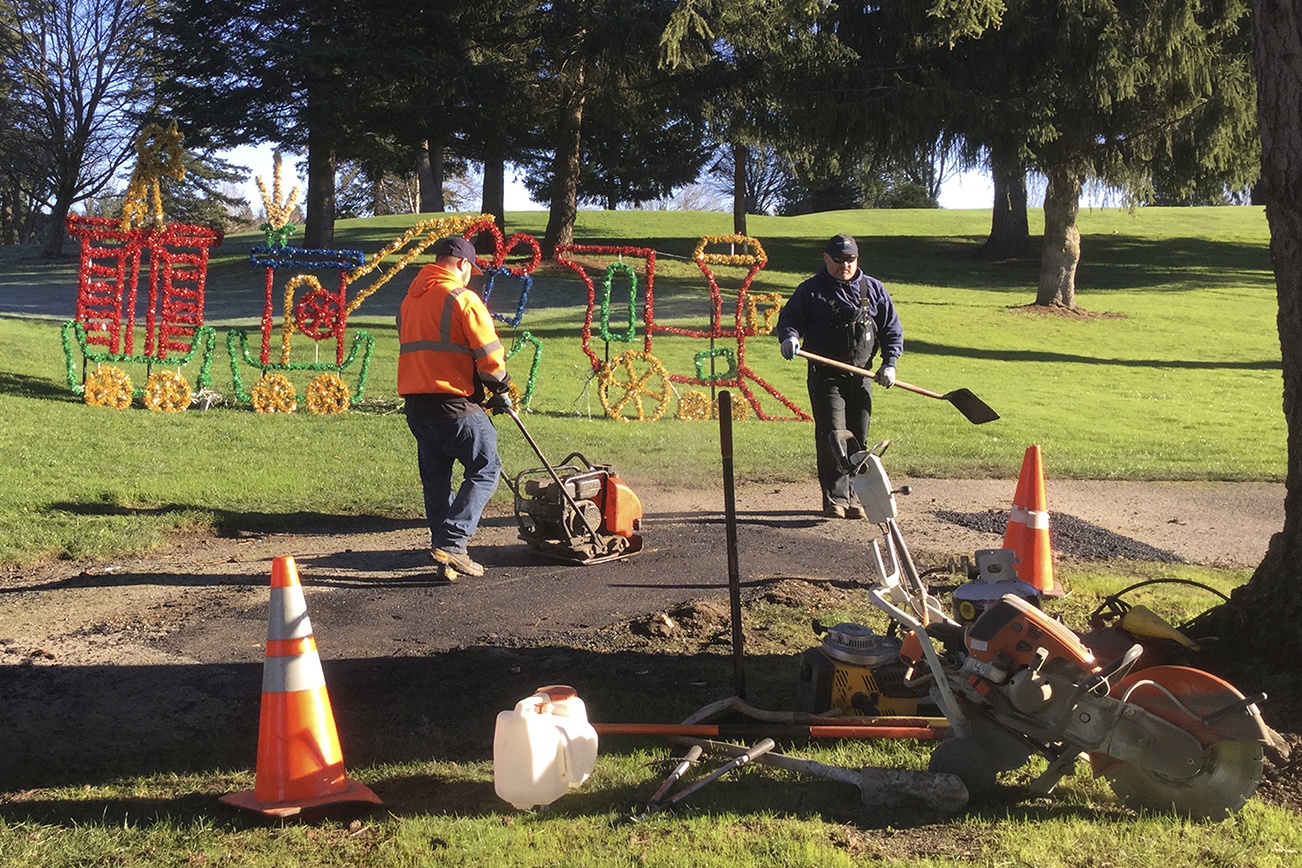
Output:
top-left (502, 408), bottom-right (643, 565)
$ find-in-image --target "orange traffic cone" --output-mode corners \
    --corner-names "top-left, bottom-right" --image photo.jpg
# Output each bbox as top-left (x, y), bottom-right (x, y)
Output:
top-left (220, 555), bottom-right (382, 817)
top-left (1002, 452), bottom-right (1032, 562)
top-left (1003, 445), bottom-right (1063, 597)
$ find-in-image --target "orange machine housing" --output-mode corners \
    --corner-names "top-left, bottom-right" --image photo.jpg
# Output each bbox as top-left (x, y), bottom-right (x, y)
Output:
top-left (965, 594), bottom-right (1097, 672)
top-left (601, 473), bottom-right (642, 538)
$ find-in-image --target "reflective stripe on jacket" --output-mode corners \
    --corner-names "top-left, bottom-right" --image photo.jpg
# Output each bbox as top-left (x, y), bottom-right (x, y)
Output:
top-left (397, 263), bottom-right (508, 397)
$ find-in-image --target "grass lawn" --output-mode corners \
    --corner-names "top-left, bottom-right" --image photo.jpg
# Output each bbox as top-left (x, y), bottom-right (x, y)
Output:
top-left (0, 206), bottom-right (1295, 867)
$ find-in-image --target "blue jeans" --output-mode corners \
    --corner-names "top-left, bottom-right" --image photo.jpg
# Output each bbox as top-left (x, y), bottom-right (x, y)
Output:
top-left (405, 409), bottom-right (501, 552)
top-left (807, 366), bottom-right (873, 508)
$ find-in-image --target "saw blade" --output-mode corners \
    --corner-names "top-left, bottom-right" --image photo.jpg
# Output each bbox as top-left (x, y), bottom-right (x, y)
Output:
top-left (1106, 739), bottom-right (1264, 819)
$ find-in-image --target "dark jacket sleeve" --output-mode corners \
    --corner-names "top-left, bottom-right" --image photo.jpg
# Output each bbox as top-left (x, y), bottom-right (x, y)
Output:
top-left (775, 281), bottom-right (809, 344)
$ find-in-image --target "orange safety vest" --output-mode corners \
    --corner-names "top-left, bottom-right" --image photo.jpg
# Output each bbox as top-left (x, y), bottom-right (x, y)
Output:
top-left (397, 263), bottom-right (508, 397)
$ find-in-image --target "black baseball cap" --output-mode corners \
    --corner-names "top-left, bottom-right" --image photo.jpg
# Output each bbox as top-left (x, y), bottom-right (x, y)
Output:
top-left (825, 234), bottom-right (859, 259)
top-left (433, 236), bottom-right (483, 274)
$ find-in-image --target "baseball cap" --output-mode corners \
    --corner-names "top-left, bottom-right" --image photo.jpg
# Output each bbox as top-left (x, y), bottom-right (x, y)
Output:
top-left (433, 236), bottom-right (483, 274)
top-left (825, 234), bottom-right (859, 259)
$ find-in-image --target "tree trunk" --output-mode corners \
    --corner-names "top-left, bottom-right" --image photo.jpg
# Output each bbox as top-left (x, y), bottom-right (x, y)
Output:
top-left (982, 142), bottom-right (1031, 259)
top-left (733, 141), bottom-right (748, 236)
top-left (1, 190), bottom-right (14, 245)
top-left (543, 63), bottom-right (585, 258)
top-left (1231, 0), bottom-right (1302, 660)
top-left (303, 128), bottom-right (336, 249)
top-left (41, 183), bottom-right (73, 258)
top-left (1036, 167), bottom-right (1082, 307)
top-left (417, 140), bottom-right (440, 213)
top-left (420, 127), bottom-right (447, 213)
top-left (369, 169), bottom-right (385, 217)
top-left (481, 129), bottom-right (507, 232)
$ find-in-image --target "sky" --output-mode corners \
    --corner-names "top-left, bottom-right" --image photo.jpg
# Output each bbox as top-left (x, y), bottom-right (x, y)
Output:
top-left (225, 143), bottom-right (999, 215)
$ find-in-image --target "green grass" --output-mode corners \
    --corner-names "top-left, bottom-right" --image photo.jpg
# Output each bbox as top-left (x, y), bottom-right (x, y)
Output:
top-left (0, 205), bottom-right (1282, 565)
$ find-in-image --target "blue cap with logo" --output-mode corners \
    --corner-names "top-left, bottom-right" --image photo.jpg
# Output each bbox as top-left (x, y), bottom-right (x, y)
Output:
top-left (825, 234), bottom-right (858, 258)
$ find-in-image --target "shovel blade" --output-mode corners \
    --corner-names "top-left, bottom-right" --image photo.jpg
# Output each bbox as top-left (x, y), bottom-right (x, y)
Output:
top-left (943, 389), bottom-right (1000, 425)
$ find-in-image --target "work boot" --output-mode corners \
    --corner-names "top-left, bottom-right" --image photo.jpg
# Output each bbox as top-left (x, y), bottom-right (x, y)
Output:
top-left (845, 504), bottom-right (867, 520)
top-left (430, 547), bottom-right (485, 577)
top-left (822, 504), bottom-right (846, 519)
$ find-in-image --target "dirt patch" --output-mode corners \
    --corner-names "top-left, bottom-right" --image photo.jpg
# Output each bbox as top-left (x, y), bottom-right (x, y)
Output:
top-left (1009, 302), bottom-right (1127, 320)
top-left (0, 476), bottom-right (1297, 822)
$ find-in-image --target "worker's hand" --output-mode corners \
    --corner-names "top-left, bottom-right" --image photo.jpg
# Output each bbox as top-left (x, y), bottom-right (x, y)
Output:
top-left (875, 365), bottom-right (896, 388)
top-left (485, 391), bottom-right (513, 414)
top-left (780, 337), bottom-right (800, 361)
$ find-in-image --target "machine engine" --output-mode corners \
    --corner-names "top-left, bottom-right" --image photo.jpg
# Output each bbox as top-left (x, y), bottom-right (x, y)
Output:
top-left (796, 621), bottom-right (934, 717)
top-left (956, 594), bottom-right (1104, 723)
top-left (511, 452), bottom-right (643, 564)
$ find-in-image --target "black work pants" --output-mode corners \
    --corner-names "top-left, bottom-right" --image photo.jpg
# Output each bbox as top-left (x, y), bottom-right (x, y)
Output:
top-left (807, 365), bottom-right (873, 508)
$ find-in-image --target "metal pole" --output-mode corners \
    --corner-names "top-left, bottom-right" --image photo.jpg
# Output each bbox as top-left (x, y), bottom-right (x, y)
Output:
top-left (718, 390), bottom-right (746, 699)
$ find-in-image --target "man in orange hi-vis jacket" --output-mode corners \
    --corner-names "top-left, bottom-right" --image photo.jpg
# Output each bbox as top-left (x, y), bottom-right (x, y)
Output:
top-left (398, 236), bottom-right (513, 578)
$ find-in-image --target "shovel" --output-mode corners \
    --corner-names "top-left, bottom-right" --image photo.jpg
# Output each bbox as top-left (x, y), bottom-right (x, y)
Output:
top-left (796, 349), bottom-right (999, 425)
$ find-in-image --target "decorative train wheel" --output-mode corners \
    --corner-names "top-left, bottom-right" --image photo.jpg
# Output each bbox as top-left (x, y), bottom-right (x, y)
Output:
top-left (597, 350), bottom-right (671, 422)
top-left (251, 373), bottom-right (297, 414)
top-left (305, 372), bottom-right (351, 415)
top-left (143, 370), bottom-right (193, 412)
top-left (83, 366), bottom-right (133, 410)
top-left (293, 286), bottom-right (345, 341)
top-left (723, 396), bottom-right (752, 421)
top-left (676, 390), bottom-right (712, 421)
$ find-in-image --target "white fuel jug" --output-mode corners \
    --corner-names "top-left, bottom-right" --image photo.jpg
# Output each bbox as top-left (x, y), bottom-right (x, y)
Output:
top-left (493, 684), bottom-right (599, 809)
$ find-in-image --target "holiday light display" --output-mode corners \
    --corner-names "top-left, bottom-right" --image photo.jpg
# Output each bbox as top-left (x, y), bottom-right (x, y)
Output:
top-left (62, 220), bottom-right (222, 410)
top-left (143, 370), bottom-right (194, 412)
top-left (233, 179), bottom-right (545, 412)
top-left (57, 138), bottom-right (809, 425)
top-left (555, 236), bottom-right (807, 422)
top-left (119, 123), bottom-right (187, 231)
top-left (60, 122), bottom-right (223, 410)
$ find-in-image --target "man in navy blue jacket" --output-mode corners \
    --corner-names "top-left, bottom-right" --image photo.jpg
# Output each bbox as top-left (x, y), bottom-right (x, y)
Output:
top-left (776, 233), bottom-right (904, 519)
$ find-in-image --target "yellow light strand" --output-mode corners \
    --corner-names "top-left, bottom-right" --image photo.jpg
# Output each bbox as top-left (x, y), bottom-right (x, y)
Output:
top-left (255, 150), bottom-right (299, 229)
top-left (119, 122), bottom-right (187, 230)
top-left (343, 214), bottom-right (495, 316)
top-left (692, 234), bottom-right (768, 266)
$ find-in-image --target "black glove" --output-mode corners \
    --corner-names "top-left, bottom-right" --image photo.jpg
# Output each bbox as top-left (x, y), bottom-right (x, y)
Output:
top-left (485, 391), bottom-right (513, 414)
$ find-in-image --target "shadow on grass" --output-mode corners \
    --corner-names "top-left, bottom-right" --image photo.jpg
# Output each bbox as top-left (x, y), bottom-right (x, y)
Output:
top-left (0, 645), bottom-right (1138, 831)
top-left (0, 371), bottom-right (79, 402)
top-left (570, 233), bottom-right (1272, 295)
top-left (40, 502), bottom-right (422, 538)
top-left (0, 650), bottom-right (756, 809)
top-left (905, 338), bottom-right (1280, 371)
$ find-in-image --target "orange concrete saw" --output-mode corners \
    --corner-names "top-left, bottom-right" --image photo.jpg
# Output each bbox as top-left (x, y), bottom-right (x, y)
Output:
top-left (853, 449), bottom-right (1282, 817)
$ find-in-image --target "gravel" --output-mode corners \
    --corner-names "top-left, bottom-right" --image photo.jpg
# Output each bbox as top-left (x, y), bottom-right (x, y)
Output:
top-left (932, 509), bottom-right (1186, 563)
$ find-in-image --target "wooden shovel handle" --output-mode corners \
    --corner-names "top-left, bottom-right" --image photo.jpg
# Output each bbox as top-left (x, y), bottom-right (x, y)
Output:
top-left (795, 349), bottom-right (943, 399)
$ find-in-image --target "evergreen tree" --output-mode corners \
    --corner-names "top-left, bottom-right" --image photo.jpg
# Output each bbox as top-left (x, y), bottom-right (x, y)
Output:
top-left (661, 0), bottom-right (850, 234)
top-left (153, 0), bottom-right (396, 247)
top-left (517, 63), bottom-right (709, 210)
top-left (939, 0), bottom-right (1258, 307)
top-left (528, 0), bottom-right (689, 255)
